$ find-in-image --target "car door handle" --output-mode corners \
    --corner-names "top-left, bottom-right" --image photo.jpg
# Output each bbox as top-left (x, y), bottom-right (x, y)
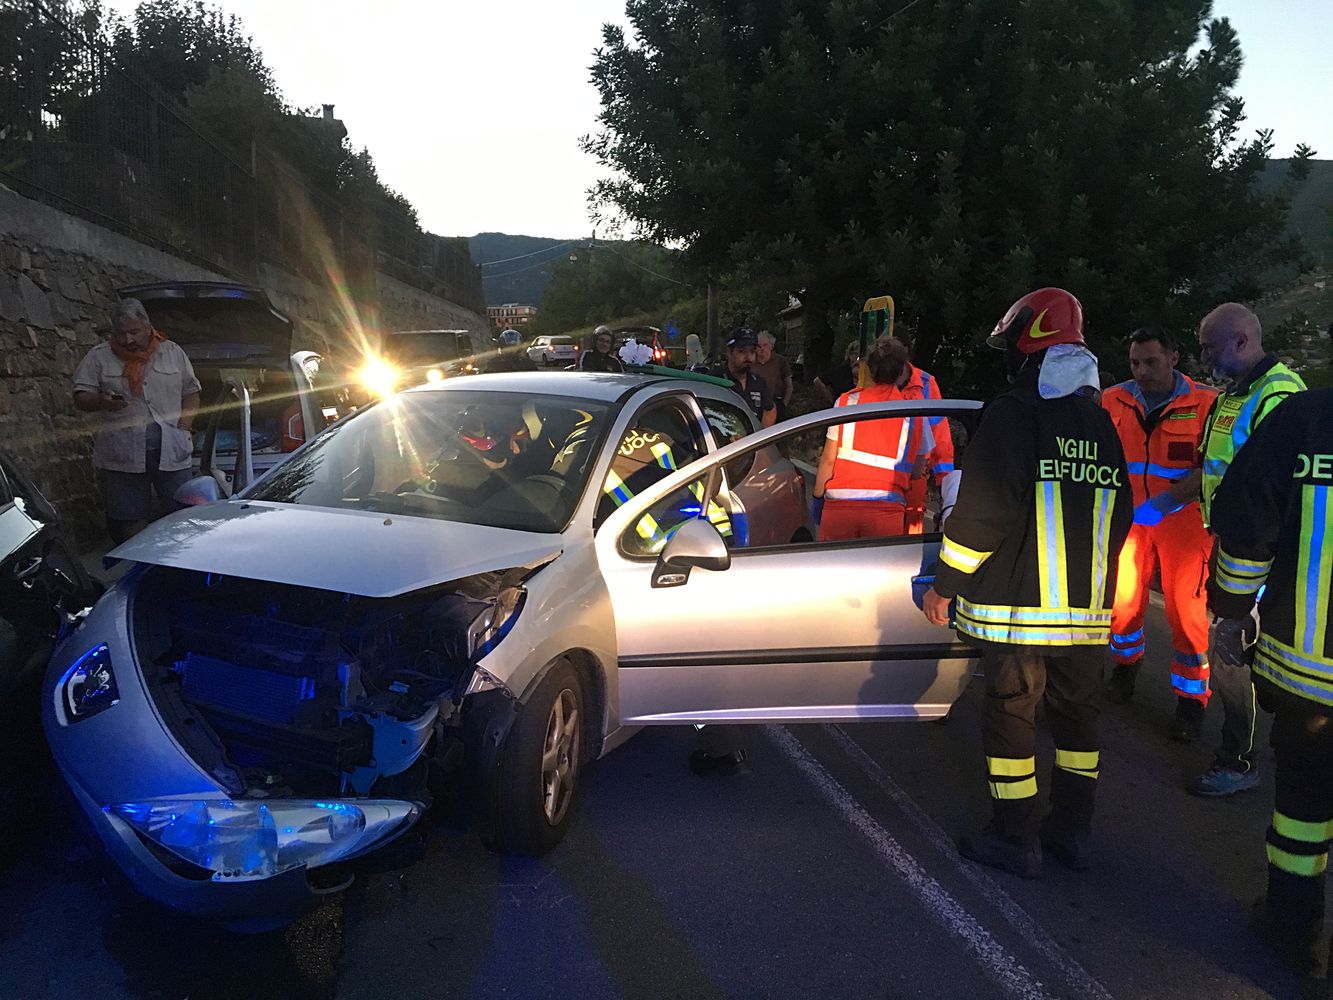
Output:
top-left (15, 555), bottom-right (42, 581)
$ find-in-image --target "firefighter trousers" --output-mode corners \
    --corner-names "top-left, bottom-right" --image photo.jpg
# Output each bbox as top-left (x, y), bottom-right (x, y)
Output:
top-left (1109, 518), bottom-right (1213, 703)
top-left (980, 647), bottom-right (1102, 839)
top-left (1264, 697), bottom-right (1333, 934)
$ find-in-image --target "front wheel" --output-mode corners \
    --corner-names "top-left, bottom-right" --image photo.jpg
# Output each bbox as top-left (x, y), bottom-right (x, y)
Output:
top-left (481, 660), bottom-right (585, 856)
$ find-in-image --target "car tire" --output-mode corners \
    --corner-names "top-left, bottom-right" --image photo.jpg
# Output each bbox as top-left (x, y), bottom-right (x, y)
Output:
top-left (480, 659), bottom-right (585, 857)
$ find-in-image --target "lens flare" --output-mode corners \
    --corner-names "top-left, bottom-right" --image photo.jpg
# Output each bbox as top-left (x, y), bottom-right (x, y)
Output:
top-left (358, 358), bottom-right (400, 397)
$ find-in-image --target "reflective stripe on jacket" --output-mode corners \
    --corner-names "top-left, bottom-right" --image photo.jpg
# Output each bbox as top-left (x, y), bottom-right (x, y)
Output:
top-left (931, 369), bottom-right (1133, 649)
top-left (1200, 356), bottom-right (1306, 527)
top-left (826, 383), bottom-right (931, 501)
top-left (1102, 372), bottom-right (1215, 509)
top-left (899, 364), bottom-right (955, 475)
top-left (1210, 390), bottom-right (1333, 707)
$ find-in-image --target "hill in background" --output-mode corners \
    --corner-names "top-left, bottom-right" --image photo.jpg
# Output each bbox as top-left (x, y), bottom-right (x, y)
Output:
top-left (1261, 157), bottom-right (1333, 263)
top-left (471, 159), bottom-right (1333, 310)
top-left (470, 233), bottom-right (580, 308)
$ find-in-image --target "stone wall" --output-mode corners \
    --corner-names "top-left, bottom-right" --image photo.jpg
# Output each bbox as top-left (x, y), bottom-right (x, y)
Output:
top-left (0, 186), bottom-right (487, 548)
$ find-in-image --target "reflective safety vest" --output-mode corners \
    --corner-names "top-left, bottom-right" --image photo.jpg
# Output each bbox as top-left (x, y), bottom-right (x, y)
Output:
top-left (930, 371), bottom-right (1133, 648)
top-left (1102, 372), bottom-right (1215, 509)
top-left (826, 383), bottom-right (931, 501)
top-left (1200, 356), bottom-right (1305, 527)
top-left (1209, 389), bottom-right (1333, 708)
top-left (602, 437), bottom-right (732, 552)
top-left (898, 364), bottom-right (955, 476)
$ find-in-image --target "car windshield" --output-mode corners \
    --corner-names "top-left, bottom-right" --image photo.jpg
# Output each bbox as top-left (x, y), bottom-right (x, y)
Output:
top-left (246, 390), bottom-right (610, 533)
top-left (549, 337), bottom-right (574, 346)
top-left (385, 332), bottom-right (461, 364)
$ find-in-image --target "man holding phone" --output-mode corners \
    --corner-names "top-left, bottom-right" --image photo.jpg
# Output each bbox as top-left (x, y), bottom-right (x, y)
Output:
top-left (73, 298), bottom-right (200, 542)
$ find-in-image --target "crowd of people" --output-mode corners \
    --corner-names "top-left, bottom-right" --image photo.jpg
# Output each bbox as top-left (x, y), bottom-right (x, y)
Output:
top-left (71, 290), bottom-right (1331, 986)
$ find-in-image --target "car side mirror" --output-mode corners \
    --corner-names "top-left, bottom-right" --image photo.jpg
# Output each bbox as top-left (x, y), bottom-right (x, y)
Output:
top-left (174, 476), bottom-right (223, 507)
top-left (652, 517), bottom-right (730, 588)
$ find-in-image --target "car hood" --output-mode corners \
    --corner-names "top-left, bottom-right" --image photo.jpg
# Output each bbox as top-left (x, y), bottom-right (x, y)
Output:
top-left (120, 282), bottom-right (293, 363)
top-left (108, 501), bottom-right (563, 598)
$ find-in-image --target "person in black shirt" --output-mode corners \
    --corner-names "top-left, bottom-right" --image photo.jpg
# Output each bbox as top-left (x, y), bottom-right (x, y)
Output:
top-left (712, 328), bottom-right (775, 426)
top-left (579, 325), bottom-right (624, 373)
top-left (815, 341), bottom-right (861, 405)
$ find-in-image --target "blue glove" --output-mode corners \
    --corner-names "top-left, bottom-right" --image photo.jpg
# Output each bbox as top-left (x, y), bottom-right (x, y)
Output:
top-left (1133, 492), bottom-right (1184, 526)
top-left (812, 495), bottom-right (824, 525)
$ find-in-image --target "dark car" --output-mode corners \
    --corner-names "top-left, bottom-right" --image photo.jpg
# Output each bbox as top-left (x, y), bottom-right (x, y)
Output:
top-left (0, 452), bottom-right (100, 860)
top-left (382, 329), bottom-right (482, 386)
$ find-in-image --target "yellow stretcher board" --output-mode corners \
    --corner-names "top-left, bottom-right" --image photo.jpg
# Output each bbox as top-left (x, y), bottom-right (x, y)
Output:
top-left (858, 295), bottom-right (894, 388)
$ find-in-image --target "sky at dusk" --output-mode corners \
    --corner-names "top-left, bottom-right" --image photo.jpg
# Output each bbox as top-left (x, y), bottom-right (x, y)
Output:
top-left (104, 0), bottom-right (1333, 241)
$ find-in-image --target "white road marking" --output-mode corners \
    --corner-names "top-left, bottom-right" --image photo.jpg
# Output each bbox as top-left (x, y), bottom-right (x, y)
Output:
top-left (824, 725), bottom-right (1115, 1000)
top-left (764, 725), bottom-right (1056, 1000)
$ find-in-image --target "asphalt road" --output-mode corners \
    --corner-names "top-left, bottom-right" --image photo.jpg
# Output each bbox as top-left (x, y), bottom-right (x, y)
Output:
top-left (0, 601), bottom-right (1320, 1000)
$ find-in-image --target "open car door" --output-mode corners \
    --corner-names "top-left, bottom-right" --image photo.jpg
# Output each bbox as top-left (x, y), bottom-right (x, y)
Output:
top-left (595, 400), bottom-right (982, 725)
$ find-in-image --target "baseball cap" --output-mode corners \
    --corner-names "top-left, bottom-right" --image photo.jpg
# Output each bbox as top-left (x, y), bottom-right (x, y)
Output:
top-left (727, 328), bottom-right (758, 348)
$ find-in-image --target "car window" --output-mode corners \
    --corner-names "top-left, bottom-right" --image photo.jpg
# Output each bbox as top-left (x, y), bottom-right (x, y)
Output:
top-left (597, 398), bottom-right (708, 540)
top-left (700, 398), bottom-right (757, 483)
top-left (551, 337), bottom-right (574, 346)
top-left (618, 405), bottom-right (976, 555)
top-left (246, 390), bottom-right (610, 533)
top-left (458, 335), bottom-right (473, 355)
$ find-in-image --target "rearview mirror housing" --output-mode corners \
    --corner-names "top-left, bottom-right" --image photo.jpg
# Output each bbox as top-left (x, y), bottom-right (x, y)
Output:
top-left (653, 518), bottom-right (730, 587)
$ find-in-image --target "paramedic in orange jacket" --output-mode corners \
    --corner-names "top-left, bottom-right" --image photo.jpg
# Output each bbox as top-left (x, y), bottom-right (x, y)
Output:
top-left (1102, 327), bottom-right (1217, 742)
top-left (898, 354), bottom-right (954, 534)
top-left (813, 336), bottom-right (931, 540)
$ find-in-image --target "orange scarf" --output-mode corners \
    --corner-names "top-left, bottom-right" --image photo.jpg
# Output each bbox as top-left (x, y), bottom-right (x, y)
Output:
top-left (111, 329), bottom-right (166, 396)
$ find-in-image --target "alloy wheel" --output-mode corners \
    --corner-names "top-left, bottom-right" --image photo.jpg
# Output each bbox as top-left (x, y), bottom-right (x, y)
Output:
top-left (540, 688), bottom-right (580, 825)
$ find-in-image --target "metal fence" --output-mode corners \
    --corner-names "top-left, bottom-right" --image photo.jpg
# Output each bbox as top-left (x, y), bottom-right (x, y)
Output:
top-left (0, 0), bottom-right (484, 312)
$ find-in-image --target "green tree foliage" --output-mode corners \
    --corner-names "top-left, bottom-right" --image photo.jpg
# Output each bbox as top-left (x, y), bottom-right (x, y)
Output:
top-left (584, 0), bottom-right (1312, 388)
top-left (534, 241), bottom-right (690, 333)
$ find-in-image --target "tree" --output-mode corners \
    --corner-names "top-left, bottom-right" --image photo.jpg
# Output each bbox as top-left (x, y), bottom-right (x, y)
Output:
top-left (584, 0), bottom-right (1311, 388)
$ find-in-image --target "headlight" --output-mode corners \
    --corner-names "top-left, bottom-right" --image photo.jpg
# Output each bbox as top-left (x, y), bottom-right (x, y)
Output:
top-left (59, 644), bottom-right (119, 722)
top-left (357, 358), bottom-right (399, 397)
top-left (467, 587), bottom-right (526, 659)
top-left (426, 368), bottom-right (444, 383)
top-left (108, 798), bottom-right (418, 882)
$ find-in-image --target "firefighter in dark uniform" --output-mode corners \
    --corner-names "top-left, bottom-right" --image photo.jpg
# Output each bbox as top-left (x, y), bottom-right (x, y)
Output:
top-left (1208, 388), bottom-right (1333, 983)
top-left (922, 287), bottom-right (1132, 877)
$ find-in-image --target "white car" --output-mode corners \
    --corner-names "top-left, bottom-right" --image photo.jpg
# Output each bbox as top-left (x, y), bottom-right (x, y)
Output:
top-left (526, 335), bottom-right (579, 366)
top-left (44, 370), bottom-right (978, 929)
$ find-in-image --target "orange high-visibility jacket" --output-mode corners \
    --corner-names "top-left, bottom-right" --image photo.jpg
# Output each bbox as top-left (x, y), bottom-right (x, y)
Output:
top-left (898, 363), bottom-right (955, 475)
top-left (1102, 373), bottom-right (1216, 509)
top-left (826, 383), bottom-right (932, 501)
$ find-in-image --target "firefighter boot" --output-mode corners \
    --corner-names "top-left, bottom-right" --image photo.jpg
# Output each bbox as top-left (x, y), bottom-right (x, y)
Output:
top-left (1250, 896), bottom-right (1324, 983)
top-left (1039, 816), bottom-right (1092, 871)
top-left (1104, 660), bottom-right (1140, 705)
top-left (1169, 696), bottom-right (1206, 743)
top-left (957, 825), bottom-right (1042, 879)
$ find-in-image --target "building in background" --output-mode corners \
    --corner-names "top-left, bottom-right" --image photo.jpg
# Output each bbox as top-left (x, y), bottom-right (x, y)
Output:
top-left (488, 303), bottom-right (538, 332)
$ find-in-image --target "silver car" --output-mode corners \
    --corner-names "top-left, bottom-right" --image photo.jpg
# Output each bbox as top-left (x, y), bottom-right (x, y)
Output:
top-left (43, 371), bottom-right (978, 928)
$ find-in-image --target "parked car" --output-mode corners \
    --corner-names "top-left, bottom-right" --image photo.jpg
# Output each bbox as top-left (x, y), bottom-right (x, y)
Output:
top-left (121, 283), bottom-right (335, 498)
top-left (44, 370), bottom-right (978, 928)
top-left (0, 452), bottom-right (100, 860)
top-left (526, 335), bottom-right (579, 367)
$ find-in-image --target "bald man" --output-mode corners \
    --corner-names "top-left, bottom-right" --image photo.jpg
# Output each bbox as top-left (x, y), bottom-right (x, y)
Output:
top-left (1189, 303), bottom-right (1306, 797)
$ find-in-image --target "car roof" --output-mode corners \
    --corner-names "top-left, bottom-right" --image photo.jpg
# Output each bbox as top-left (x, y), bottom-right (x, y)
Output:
top-left (401, 370), bottom-right (687, 403)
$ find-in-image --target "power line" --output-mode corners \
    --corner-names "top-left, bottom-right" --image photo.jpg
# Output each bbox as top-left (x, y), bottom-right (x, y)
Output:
top-left (595, 242), bottom-right (693, 287)
top-left (479, 239), bottom-right (580, 268)
top-left (872, 0), bottom-right (927, 30)
top-left (483, 254), bottom-right (570, 280)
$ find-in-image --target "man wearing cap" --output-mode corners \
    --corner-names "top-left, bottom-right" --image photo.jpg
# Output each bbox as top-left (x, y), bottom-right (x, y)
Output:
top-left (713, 328), bottom-right (776, 427)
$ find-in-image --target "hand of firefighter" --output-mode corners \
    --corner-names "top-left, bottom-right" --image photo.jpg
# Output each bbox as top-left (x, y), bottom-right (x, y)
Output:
top-left (1133, 493), bottom-right (1183, 526)
top-left (1213, 615), bottom-right (1257, 671)
top-left (923, 587), bottom-right (952, 627)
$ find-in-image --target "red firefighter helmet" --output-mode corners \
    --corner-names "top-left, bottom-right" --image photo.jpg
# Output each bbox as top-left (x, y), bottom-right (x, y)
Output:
top-left (987, 287), bottom-right (1085, 353)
